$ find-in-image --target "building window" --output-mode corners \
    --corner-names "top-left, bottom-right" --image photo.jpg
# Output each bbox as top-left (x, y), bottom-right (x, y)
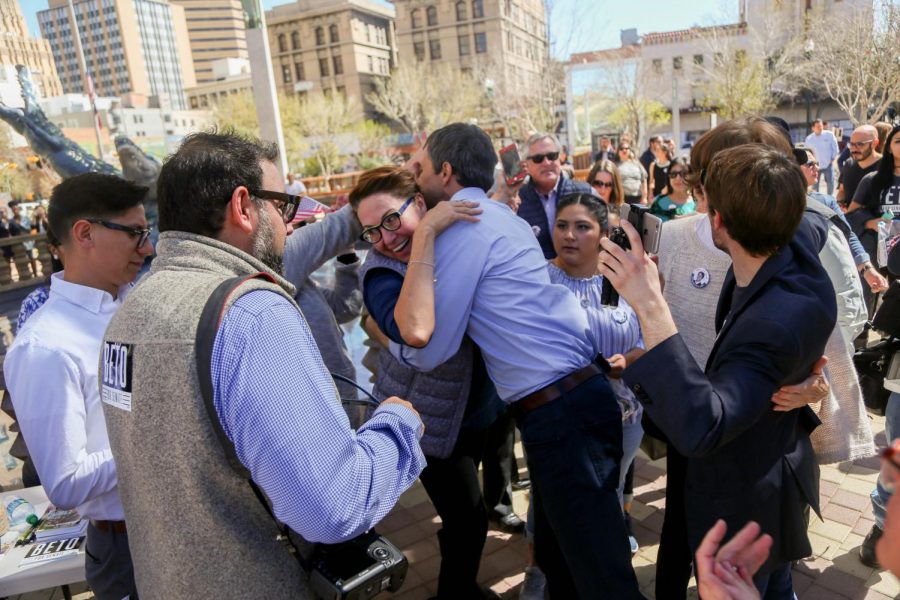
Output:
top-left (472, 0), bottom-right (484, 19)
top-left (336, 85), bottom-right (345, 96)
top-left (278, 33), bottom-right (287, 52)
top-left (429, 38), bottom-right (441, 60)
top-left (315, 26), bottom-right (325, 45)
top-left (458, 33), bottom-right (471, 55)
top-left (291, 31), bottom-right (300, 50)
top-left (333, 55), bottom-right (343, 75)
top-left (414, 40), bottom-right (426, 61)
top-left (474, 31), bottom-right (487, 53)
top-left (282, 65), bottom-right (291, 83)
top-left (411, 9), bottom-right (422, 28)
top-left (426, 6), bottom-right (438, 26)
top-left (652, 58), bottom-right (662, 73)
top-left (673, 56), bottom-right (683, 70)
top-left (319, 57), bottom-right (329, 76)
top-left (456, 1), bottom-right (466, 21)
top-left (329, 24), bottom-right (339, 43)
top-left (368, 56), bottom-right (374, 72)
top-left (295, 62), bottom-right (304, 80)
top-left (693, 54), bottom-right (703, 66)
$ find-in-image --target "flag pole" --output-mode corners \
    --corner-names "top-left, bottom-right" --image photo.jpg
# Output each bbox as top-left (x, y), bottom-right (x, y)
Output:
top-left (66, 0), bottom-right (104, 161)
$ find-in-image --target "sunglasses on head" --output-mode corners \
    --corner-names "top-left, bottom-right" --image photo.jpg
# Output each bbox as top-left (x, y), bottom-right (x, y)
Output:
top-left (528, 152), bottom-right (560, 164)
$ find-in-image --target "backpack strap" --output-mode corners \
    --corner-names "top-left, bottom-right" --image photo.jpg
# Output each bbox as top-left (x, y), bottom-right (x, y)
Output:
top-left (195, 273), bottom-right (276, 478)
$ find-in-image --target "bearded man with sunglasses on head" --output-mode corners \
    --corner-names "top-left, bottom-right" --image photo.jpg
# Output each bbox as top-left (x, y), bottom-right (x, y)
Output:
top-left (98, 131), bottom-right (426, 599)
top-left (517, 133), bottom-right (592, 259)
top-left (4, 173), bottom-right (154, 599)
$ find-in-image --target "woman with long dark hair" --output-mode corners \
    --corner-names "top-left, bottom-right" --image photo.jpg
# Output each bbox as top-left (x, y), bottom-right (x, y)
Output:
top-left (649, 157), bottom-right (694, 222)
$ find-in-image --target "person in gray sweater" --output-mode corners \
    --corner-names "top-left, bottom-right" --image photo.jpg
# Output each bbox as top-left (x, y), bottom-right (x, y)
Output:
top-left (282, 204), bottom-right (363, 405)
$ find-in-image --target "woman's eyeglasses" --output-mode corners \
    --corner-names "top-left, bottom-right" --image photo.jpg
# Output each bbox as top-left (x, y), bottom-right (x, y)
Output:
top-left (360, 196), bottom-right (415, 244)
top-left (618, 147), bottom-right (630, 152)
top-left (86, 219), bottom-right (152, 250)
top-left (669, 171), bottom-right (687, 180)
top-left (251, 190), bottom-right (301, 224)
top-left (592, 180), bottom-right (613, 189)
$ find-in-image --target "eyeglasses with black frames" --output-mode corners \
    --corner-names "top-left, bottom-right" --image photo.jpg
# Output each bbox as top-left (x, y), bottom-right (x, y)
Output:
top-left (86, 219), bottom-right (151, 250)
top-left (669, 170), bottom-right (688, 180)
top-left (251, 189), bottom-right (301, 224)
top-left (359, 196), bottom-right (415, 244)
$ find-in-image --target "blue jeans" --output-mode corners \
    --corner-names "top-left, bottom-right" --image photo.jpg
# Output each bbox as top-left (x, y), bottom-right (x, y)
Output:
top-left (754, 561), bottom-right (796, 600)
top-left (872, 392), bottom-right (900, 528)
top-left (517, 374), bottom-right (643, 599)
top-left (817, 165), bottom-right (834, 195)
top-left (619, 415), bottom-right (644, 508)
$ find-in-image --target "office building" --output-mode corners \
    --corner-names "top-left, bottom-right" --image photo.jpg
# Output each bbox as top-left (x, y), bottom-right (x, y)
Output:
top-left (169, 0), bottom-right (248, 84)
top-left (38, 0), bottom-right (196, 110)
top-left (185, 56), bottom-right (252, 108)
top-left (0, 0), bottom-right (63, 98)
top-left (391, 0), bottom-right (548, 93)
top-left (266, 0), bottom-right (396, 118)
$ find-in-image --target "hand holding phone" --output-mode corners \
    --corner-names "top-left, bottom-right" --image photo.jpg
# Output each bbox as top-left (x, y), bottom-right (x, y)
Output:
top-left (499, 144), bottom-right (526, 187)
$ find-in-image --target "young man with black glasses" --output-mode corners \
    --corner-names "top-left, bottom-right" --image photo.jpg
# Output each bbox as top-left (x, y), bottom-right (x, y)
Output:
top-left (517, 133), bottom-right (592, 259)
top-left (837, 124), bottom-right (882, 207)
top-left (4, 173), bottom-right (153, 600)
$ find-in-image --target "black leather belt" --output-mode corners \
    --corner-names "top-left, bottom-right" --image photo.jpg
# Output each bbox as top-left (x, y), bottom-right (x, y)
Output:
top-left (512, 364), bottom-right (602, 418)
top-left (90, 519), bottom-right (127, 534)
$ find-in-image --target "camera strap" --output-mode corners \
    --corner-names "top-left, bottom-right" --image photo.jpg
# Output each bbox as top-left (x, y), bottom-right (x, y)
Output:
top-left (195, 274), bottom-right (313, 571)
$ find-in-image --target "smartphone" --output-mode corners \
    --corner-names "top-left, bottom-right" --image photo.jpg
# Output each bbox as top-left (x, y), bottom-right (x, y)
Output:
top-left (499, 144), bottom-right (526, 187)
top-left (618, 204), bottom-right (663, 255)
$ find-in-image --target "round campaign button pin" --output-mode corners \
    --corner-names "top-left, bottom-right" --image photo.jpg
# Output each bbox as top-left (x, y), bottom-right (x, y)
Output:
top-left (691, 267), bottom-right (711, 289)
top-left (580, 296), bottom-right (590, 308)
top-left (612, 309), bottom-right (628, 324)
top-left (532, 225), bottom-right (541, 237)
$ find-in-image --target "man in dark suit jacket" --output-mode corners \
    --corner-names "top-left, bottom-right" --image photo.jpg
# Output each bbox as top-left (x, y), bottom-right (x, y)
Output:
top-left (601, 143), bottom-right (836, 599)
top-left (516, 133), bottom-right (592, 259)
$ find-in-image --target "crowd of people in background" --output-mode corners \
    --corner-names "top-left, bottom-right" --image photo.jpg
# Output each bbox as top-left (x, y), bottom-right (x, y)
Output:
top-left (0, 112), bottom-right (898, 600)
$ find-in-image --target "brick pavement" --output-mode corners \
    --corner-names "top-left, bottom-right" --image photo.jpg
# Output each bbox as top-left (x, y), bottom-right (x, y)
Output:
top-left (10, 414), bottom-right (900, 600)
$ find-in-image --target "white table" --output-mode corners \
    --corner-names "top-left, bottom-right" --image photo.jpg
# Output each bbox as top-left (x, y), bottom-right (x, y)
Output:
top-left (0, 486), bottom-right (85, 597)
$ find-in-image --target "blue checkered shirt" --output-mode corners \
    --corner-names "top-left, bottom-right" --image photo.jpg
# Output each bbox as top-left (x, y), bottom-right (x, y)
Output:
top-left (211, 290), bottom-right (426, 544)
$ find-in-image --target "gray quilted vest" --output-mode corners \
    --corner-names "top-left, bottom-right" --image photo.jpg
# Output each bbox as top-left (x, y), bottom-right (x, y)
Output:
top-left (360, 250), bottom-right (472, 458)
top-left (101, 232), bottom-right (314, 600)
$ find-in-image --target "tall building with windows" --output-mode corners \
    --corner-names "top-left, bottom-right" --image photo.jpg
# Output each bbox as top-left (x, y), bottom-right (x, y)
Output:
top-left (168, 0), bottom-right (248, 85)
top-left (391, 0), bottom-right (547, 92)
top-left (38, 0), bottom-right (196, 110)
top-left (266, 0), bottom-right (396, 118)
top-left (0, 0), bottom-right (62, 98)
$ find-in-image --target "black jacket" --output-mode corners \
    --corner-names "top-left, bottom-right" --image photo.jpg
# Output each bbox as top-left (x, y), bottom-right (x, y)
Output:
top-left (624, 214), bottom-right (836, 577)
top-left (517, 175), bottom-right (593, 259)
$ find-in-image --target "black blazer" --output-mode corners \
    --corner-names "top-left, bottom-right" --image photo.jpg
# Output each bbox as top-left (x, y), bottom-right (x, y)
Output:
top-left (517, 176), bottom-right (593, 259)
top-left (624, 215), bottom-right (836, 577)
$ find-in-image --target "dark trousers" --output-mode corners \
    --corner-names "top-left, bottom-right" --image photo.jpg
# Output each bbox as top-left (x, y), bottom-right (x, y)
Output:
top-left (655, 445), bottom-right (692, 600)
top-left (418, 425), bottom-right (489, 598)
top-left (480, 406), bottom-right (517, 517)
top-left (84, 523), bottom-right (138, 600)
top-left (517, 374), bottom-right (643, 599)
top-left (755, 562), bottom-right (795, 600)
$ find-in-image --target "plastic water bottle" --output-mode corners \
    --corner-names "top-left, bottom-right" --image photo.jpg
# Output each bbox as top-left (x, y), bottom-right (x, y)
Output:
top-left (3, 496), bottom-right (38, 531)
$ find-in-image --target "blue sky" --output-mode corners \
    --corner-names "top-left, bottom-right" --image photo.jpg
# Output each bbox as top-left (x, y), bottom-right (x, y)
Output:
top-left (19, 0), bottom-right (739, 60)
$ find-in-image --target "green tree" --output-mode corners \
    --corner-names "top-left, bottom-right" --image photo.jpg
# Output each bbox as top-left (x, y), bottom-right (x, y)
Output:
top-left (211, 91), bottom-right (260, 138)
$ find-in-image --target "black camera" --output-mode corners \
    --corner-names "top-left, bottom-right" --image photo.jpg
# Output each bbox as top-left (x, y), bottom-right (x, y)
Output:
top-left (309, 531), bottom-right (408, 600)
top-left (600, 226), bottom-right (630, 307)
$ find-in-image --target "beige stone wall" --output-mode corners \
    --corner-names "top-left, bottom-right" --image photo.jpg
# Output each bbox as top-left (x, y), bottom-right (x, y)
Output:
top-left (266, 0), bottom-right (395, 118)
top-left (169, 0), bottom-right (248, 84)
top-left (0, 0), bottom-right (63, 97)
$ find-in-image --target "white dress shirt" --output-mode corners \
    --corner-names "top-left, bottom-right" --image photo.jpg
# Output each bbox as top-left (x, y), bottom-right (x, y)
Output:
top-left (4, 272), bottom-right (129, 520)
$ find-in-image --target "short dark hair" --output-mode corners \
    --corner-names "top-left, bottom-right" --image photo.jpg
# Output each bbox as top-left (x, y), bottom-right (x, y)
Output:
top-left (425, 123), bottom-right (496, 192)
top-left (705, 144), bottom-right (806, 257)
top-left (157, 130), bottom-right (279, 237)
top-left (48, 173), bottom-right (148, 244)
top-left (349, 165), bottom-right (418, 210)
top-left (812, 118), bottom-right (824, 127)
top-left (557, 192), bottom-right (609, 231)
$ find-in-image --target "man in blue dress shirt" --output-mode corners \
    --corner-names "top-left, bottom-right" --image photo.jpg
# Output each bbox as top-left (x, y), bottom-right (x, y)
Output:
top-left (401, 123), bottom-right (643, 598)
